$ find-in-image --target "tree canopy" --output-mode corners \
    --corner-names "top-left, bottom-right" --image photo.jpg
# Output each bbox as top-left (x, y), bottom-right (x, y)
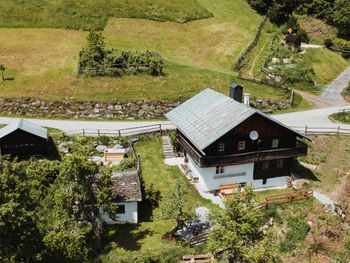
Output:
top-left (207, 187), bottom-right (281, 262)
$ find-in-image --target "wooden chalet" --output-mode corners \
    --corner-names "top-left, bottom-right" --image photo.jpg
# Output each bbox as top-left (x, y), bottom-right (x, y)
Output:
top-left (0, 119), bottom-right (50, 159)
top-left (166, 87), bottom-right (309, 192)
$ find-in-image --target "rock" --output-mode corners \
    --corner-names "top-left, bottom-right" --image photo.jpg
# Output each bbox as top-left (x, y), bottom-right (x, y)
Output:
top-left (96, 145), bottom-right (107, 152)
top-left (272, 57), bottom-right (280, 64)
top-left (115, 105), bottom-right (122, 111)
top-left (138, 109), bottom-right (146, 117)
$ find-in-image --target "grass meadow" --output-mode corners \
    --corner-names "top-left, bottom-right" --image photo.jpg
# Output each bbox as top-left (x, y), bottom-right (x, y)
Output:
top-left (0, 0), bottom-right (212, 30)
top-left (0, 0), bottom-right (293, 105)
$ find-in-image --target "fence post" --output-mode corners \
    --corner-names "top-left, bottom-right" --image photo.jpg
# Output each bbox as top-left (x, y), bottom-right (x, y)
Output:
top-left (82, 129), bottom-right (85, 137)
top-left (159, 124), bottom-right (162, 135)
top-left (118, 130), bottom-right (121, 137)
top-left (337, 126), bottom-right (340, 135)
top-left (304, 125), bottom-right (308, 135)
top-left (97, 129), bottom-right (100, 137)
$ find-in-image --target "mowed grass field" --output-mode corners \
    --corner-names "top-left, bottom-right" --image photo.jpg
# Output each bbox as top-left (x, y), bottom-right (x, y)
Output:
top-left (0, 0), bottom-right (212, 30)
top-left (105, 0), bottom-right (261, 73)
top-left (0, 0), bottom-right (293, 104)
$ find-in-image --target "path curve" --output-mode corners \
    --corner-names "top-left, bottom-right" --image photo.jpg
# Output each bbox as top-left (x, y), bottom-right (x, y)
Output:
top-left (319, 64), bottom-right (350, 107)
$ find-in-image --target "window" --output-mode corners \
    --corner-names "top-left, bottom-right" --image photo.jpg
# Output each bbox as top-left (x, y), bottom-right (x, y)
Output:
top-left (116, 204), bottom-right (125, 214)
top-left (276, 159), bottom-right (284, 168)
top-left (218, 143), bottom-right (225, 152)
top-left (272, 138), bottom-right (279, 148)
top-left (262, 161), bottom-right (270, 170)
top-left (214, 172), bottom-right (246, 179)
top-left (238, 140), bottom-right (246, 150)
top-left (215, 165), bottom-right (225, 174)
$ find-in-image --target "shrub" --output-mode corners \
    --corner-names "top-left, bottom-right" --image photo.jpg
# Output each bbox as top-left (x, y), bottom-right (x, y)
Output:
top-left (297, 28), bottom-right (309, 43)
top-left (79, 31), bottom-right (164, 77)
top-left (119, 158), bottom-right (135, 171)
top-left (324, 38), bottom-right (334, 48)
top-left (168, 131), bottom-right (182, 153)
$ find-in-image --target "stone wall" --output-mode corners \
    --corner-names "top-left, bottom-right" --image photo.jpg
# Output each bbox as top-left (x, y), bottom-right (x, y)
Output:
top-left (0, 97), bottom-right (290, 119)
top-left (0, 98), bottom-right (179, 119)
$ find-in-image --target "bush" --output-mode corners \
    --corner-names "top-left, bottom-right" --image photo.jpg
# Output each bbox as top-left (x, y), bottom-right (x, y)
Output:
top-left (168, 131), bottom-right (182, 153)
top-left (79, 30), bottom-right (164, 77)
top-left (119, 158), bottom-right (135, 171)
top-left (297, 28), bottom-right (309, 43)
top-left (324, 38), bottom-right (334, 48)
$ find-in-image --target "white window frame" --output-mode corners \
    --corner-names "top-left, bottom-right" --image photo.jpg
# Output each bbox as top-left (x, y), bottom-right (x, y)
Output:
top-left (218, 143), bottom-right (225, 152)
top-left (215, 165), bottom-right (225, 174)
top-left (238, 140), bottom-right (246, 150)
top-left (272, 138), bottom-right (279, 148)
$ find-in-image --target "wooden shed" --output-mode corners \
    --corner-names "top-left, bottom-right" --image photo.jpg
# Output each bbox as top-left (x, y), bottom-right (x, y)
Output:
top-left (104, 148), bottom-right (126, 162)
top-left (0, 119), bottom-right (49, 159)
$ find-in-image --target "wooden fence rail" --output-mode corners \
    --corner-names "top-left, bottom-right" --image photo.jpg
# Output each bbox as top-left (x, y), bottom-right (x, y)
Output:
top-left (188, 232), bottom-right (209, 247)
top-left (50, 124), bottom-right (350, 138)
top-left (257, 189), bottom-right (313, 209)
top-left (291, 125), bottom-right (350, 136)
top-left (51, 124), bottom-right (167, 137)
top-left (178, 253), bottom-right (213, 263)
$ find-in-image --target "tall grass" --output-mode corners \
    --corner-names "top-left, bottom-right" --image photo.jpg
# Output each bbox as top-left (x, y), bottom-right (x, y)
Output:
top-left (0, 0), bottom-right (212, 30)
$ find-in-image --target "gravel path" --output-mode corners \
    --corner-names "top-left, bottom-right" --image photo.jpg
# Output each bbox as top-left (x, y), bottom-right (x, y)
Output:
top-left (313, 191), bottom-right (337, 210)
top-left (320, 64), bottom-right (350, 107)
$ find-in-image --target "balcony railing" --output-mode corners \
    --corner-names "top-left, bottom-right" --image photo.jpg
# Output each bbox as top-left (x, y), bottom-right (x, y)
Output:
top-left (180, 135), bottom-right (308, 167)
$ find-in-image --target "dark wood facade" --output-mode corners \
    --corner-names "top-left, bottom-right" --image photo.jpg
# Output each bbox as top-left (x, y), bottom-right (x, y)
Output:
top-left (180, 112), bottom-right (308, 178)
top-left (0, 129), bottom-right (49, 159)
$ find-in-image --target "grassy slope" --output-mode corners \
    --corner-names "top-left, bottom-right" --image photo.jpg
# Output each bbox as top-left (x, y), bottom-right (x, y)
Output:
top-left (104, 0), bottom-right (261, 73)
top-left (99, 137), bottom-right (216, 262)
top-left (0, 1), bottom-right (292, 104)
top-left (329, 112), bottom-right (350, 124)
top-left (297, 136), bottom-right (350, 194)
top-left (0, 0), bottom-right (212, 30)
top-left (304, 48), bottom-right (349, 86)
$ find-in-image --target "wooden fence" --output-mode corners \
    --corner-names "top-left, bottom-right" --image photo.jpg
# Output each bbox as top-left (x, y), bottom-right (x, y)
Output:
top-left (256, 189), bottom-right (313, 209)
top-left (178, 254), bottom-right (213, 263)
top-left (51, 123), bottom-right (168, 137)
top-left (188, 232), bottom-right (209, 247)
top-left (129, 141), bottom-right (141, 175)
top-left (291, 125), bottom-right (350, 136)
top-left (233, 16), bottom-right (267, 71)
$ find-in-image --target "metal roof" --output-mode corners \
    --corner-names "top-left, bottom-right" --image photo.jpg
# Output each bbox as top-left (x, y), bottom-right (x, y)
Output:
top-left (0, 119), bottom-right (48, 140)
top-left (165, 88), bottom-right (308, 151)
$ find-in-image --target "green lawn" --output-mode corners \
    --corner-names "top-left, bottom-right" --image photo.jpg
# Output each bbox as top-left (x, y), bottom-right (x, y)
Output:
top-left (99, 137), bottom-right (216, 262)
top-left (329, 111), bottom-right (350, 124)
top-left (0, 0), bottom-right (212, 30)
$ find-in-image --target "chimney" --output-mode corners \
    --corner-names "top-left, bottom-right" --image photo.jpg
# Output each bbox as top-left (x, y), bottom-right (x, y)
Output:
top-left (229, 83), bottom-right (243, 103)
top-left (244, 93), bottom-right (250, 106)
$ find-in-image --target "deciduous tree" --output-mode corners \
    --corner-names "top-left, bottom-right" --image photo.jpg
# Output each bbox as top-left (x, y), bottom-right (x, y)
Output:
top-left (208, 187), bottom-right (281, 262)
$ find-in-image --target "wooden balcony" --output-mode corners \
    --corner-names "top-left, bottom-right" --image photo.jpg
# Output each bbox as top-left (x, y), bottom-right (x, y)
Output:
top-left (180, 135), bottom-right (307, 167)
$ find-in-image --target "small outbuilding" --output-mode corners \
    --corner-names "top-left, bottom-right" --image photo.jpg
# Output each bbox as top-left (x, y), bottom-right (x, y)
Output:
top-left (100, 171), bottom-right (142, 224)
top-left (0, 119), bottom-right (50, 159)
top-left (284, 34), bottom-right (302, 50)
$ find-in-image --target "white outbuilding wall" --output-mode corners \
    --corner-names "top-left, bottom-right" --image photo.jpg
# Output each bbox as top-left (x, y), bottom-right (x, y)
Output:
top-left (100, 201), bottom-right (138, 224)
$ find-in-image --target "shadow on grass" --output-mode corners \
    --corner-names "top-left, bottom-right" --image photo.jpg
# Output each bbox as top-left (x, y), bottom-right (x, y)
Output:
top-left (103, 224), bottom-right (153, 251)
top-left (292, 160), bottom-right (320, 182)
top-left (139, 177), bottom-right (161, 222)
